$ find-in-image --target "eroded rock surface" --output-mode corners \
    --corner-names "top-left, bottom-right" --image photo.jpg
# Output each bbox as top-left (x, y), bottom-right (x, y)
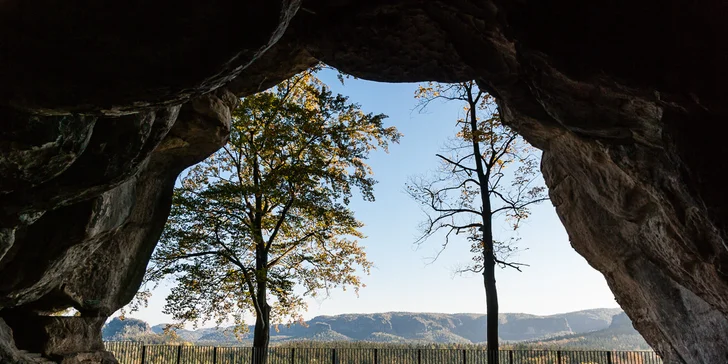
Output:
top-left (0, 0), bottom-right (726, 363)
top-left (0, 0), bottom-right (300, 113)
top-left (0, 90), bottom-right (235, 363)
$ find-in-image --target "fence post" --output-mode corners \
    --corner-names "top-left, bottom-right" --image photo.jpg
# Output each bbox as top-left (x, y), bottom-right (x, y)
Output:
top-left (140, 345), bottom-right (147, 364)
top-left (108, 344), bottom-right (655, 364)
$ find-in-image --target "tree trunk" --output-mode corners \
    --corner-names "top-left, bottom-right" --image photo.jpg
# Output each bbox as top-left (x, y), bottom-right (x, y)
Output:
top-left (465, 84), bottom-right (499, 363)
top-left (252, 297), bottom-right (271, 364)
top-left (483, 239), bottom-right (499, 364)
top-left (252, 245), bottom-right (271, 364)
top-left (250, 135), bottom-right (271, 364)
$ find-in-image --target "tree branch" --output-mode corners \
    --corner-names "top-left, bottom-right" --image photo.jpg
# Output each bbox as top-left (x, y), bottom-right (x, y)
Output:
top-left (164, 250), bottom-right (221, 261)
top-left (266, 196), bottom-right (296, 252)
top-left (490, 191), bottom-right (548, 215)
top-left (267, 231), bottom-right (317, 268)
top-left (493, 256), bottom-right (529, 272)
top-left (436, 154), bottom-right (476, 173)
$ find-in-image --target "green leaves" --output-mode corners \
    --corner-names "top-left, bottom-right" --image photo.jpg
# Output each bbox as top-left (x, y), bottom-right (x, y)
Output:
top-left (146, 68), bottom-right (398, 337)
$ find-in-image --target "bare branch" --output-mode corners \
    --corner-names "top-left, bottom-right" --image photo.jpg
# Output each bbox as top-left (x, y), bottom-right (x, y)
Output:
top-left (436, 153), bottom-right (476, 173)
top-left (493, 257), bottom-right (530, 272)
top-left (490, 191), bottom-right (549, 216)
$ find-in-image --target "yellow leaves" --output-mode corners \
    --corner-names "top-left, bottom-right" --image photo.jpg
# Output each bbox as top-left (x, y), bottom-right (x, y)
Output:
top-left (151, 66), bottom-right (398, 337)
top-left (414, 82), bottom-right (436, 100)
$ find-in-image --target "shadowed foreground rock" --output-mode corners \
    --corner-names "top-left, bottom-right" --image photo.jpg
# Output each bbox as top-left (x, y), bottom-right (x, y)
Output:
top-left (1, 0), bottom-right (727, 363)
top-left (0, 89), bottom-right (235, 363)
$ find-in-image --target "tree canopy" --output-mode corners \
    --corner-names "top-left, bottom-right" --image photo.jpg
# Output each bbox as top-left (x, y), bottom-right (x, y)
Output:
top-left (145, 69), bottom-right (401, 342)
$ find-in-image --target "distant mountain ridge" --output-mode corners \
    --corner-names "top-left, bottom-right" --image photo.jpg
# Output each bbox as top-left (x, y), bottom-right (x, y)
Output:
top-left (107, 308), bottom-right (630, 346)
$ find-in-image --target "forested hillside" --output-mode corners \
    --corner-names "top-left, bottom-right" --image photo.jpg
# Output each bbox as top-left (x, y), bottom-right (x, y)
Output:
top-left (104, 308), bottom-right (646, 350)
top-left (521, 313), bottom-right (652, 351)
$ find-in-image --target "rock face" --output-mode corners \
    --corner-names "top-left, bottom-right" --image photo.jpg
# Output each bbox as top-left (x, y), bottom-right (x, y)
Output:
top-left (0, 89), bottom-right (235, 363)
top-left (0, 0), bottom-right (301, 112)
top-left (0, 0), bottom-right (726, 363)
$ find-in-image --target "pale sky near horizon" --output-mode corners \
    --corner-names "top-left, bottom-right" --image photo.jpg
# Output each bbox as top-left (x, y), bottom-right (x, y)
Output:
top-left (119, 70), bottom-right (620, 327)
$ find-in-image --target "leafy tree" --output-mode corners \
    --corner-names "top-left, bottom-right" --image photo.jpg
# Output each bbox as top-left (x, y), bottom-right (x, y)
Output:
top-left (407, 81), bottom-right (547, 362)
top-left (146, 69), bottom-right (400, 363)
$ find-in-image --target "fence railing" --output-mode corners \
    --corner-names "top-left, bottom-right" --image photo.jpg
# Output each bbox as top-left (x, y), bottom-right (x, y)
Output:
top-left (104, 342), bottom-right (663, 364)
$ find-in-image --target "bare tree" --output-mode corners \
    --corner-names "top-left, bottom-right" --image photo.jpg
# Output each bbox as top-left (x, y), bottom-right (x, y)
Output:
top-left (408, 81), bottom-right (547, 362)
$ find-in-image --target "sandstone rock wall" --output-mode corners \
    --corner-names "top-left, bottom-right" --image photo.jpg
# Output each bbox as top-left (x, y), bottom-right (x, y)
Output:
top-left (0, 0), bottom-right (726, 363)
top-left (0, 90), bottom-right (235, 362)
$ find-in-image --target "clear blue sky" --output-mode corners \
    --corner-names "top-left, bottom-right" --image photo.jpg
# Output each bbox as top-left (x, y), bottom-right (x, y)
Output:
top-left (123, 70), bottom-right (619, 327)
